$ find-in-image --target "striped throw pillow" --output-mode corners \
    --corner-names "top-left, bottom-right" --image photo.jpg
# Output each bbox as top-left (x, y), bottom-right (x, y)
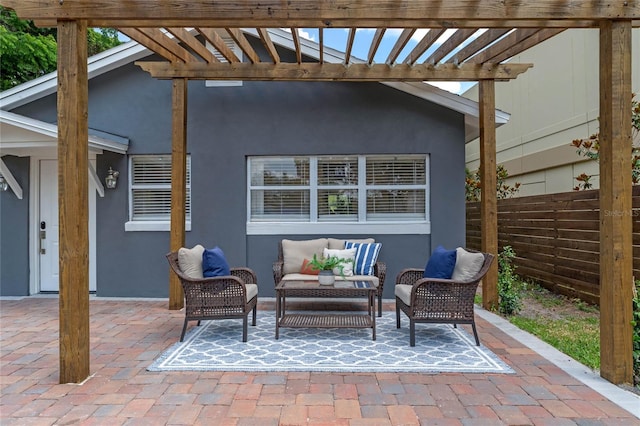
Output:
top-left (344, 241), bottom-right (382, 275)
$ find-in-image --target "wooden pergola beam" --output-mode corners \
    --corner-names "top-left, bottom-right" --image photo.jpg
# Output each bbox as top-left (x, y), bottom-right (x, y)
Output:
top-left (136, 62), bottom-right (533, 81)
top-left (169, 78), bottom-right (188, 311)
top-left (5, 0), bottom-right (639, 24)
top-left (598, 20), bottom-right (634, 385)
top-left (479, 80), bottom-right (499, 311)
top-left (57, 19), bottom-right (90, 384)
top-left (118, 28), bottom-right (181, 62)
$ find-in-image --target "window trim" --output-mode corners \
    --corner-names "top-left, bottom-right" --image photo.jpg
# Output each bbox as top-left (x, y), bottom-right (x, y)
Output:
top-left (246, 154), bottom-right (430, 235)
top-left (125, 154), bottom-right (192, 232)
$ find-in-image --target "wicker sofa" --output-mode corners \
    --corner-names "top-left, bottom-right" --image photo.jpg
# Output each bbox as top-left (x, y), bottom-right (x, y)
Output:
top-left (273, 238), bottom-right (386, 316)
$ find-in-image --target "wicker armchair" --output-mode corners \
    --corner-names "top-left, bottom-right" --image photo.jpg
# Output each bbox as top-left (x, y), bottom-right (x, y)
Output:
top-left (166, 251), bottom-right (258, 342)
top-left (273, 241), bottom-right (387, 317)
top-left (394, 251), bottom-right (494, 346)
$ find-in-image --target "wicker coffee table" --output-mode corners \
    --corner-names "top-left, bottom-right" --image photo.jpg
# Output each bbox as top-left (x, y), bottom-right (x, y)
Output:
top-left (275, 280), bottom-right (377, 340)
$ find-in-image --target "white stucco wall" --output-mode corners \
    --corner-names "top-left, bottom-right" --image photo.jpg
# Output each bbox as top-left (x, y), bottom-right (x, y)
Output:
top-left (464, 29), bottom-right (640, 195)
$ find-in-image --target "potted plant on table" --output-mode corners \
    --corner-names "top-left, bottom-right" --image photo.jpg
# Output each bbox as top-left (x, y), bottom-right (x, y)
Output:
top-left (308, 254), bottom-right (350, 285)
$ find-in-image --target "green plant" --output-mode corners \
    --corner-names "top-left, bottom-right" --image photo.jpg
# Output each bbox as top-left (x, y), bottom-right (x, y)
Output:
top-left (308, 254), bottom-right (351, 277)
top-left (465, 165), bottom-right (521, 202)
top-left (497, 245), bottom-right (523, 316)
top-left (571, 93), bottom-right (640, 189)
top-left (510, 315), bottom-right (600, 369)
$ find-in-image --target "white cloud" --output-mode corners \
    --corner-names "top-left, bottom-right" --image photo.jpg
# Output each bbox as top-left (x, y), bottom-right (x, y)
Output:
top-left (281, 28), bottom-right (315, 41)
top-left (298, 29), bottom-right (314, 41)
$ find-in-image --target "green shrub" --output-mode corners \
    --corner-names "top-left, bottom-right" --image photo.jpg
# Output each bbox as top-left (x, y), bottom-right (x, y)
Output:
top-left (497, 246), bottom-right (523, 316)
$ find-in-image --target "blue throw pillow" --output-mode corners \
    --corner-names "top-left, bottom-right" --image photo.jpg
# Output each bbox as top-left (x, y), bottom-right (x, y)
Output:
top-left (344, 241), bottom-right (382, 275)
top-left (202, 246), bottom-right (231, 277)
top-left (423, 245), bottom-right (457, 279)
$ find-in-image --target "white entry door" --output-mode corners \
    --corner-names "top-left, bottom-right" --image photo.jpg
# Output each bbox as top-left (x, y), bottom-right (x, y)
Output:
top-left (38, 159), bottom-right (96, 292)
top-left (39, 160), bottom-right (59, 291)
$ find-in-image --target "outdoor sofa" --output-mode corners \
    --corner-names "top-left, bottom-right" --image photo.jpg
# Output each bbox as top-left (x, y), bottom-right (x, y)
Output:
top-left (273, 237), bottom-right (386, 316)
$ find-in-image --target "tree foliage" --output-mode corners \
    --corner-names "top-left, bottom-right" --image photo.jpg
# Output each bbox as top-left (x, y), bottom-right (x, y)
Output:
top-left (0, 7), bottom-right (121, 91)
top-left (571, 93), bottom-right (640, 189)
top-left (465, 164), bottom-right (521, 202)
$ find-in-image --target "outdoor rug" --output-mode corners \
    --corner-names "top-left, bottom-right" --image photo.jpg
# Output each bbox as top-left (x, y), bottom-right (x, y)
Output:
top-left (148, 312), bottom-right (514, 373)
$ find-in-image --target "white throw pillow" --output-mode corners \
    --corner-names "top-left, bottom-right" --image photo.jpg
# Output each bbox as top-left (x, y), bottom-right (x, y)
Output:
top-left (451, 247), bottom-right (485, 282)
top-left (178, 244), bottom-right (205, 279)
top-left (323, 247), bottom-right (357, 276)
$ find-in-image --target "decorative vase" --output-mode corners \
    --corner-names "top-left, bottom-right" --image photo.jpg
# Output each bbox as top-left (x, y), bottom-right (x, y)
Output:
top-left (318, 270), bottom-right (335, 285)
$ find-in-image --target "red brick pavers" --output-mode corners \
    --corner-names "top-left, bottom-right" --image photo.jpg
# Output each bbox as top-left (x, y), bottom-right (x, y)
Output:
top-left (1, 297), bottom-right (638, 425)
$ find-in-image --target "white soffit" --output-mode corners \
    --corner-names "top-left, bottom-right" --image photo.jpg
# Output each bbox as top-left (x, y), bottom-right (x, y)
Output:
top-left (0, 110), bottom-right (129, 155)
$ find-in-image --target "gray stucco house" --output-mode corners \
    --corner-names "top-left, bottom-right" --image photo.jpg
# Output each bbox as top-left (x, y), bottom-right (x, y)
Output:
top-left (0, 28), bottom-right (507, 299)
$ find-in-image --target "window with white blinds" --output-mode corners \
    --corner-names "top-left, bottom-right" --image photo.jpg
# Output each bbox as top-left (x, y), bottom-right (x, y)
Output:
top-left (126, 155), bottom-right (191, 231)
top-left (247, 155), bottom-right (429, 234)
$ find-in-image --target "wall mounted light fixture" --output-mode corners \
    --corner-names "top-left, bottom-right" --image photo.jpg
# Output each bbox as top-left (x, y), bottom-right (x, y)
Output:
top-left (105, 167), bottom-right (119, 189)
top-left (0, 176), bottom-right (8, 192)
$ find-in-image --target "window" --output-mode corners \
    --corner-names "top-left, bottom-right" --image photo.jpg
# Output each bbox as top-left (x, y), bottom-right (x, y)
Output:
top-left (125, 155), bottom-right (191, 232)
top-left (247, 155), bottom-right (430, 234)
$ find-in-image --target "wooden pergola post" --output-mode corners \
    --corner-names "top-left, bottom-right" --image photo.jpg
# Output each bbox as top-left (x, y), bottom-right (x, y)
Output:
top-left (57, 19), bottom-right (90, 383)
top-left (479, 80), bottom-right (499, 309)
top-left (169, 78), bottom-right (188, 310)
top-left (598, 20), bottom-right (633, 384)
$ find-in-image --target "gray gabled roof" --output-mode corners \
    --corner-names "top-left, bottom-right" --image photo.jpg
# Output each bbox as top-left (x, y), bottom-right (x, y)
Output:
top-left (0, 28), bottom-right (509, 143)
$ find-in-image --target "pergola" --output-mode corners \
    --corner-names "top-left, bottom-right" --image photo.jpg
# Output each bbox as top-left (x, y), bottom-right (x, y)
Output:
top-left (1, 1), bottom-right (635, 386)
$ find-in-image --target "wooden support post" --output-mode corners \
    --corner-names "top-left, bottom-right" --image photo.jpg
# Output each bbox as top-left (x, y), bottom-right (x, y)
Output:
top-left (598, 20), bottom-right (633, 385)
top-left (169, 78), bottom-right (188, 310)
top-left (57, 19), bottom-right (90, 384)
top-left (479, 80), bottom-right (499, 310)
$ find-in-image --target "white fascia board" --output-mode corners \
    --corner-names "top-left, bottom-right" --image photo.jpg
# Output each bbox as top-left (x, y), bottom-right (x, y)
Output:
top-left (384, 81), bottom-right (510, 124)
top-left (0, 110), bottom-right (129, 154)
top-left (0, 39), bottom-right (152, 111)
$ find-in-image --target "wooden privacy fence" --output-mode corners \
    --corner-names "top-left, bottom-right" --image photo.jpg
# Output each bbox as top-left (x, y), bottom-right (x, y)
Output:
top-left (466, 186), bottom-right (640, 305)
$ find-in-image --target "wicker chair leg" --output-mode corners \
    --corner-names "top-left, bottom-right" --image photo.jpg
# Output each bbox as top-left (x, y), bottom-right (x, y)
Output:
top-left (410, 319), bottom-right (416, 347)
top-left (378, 294), bottom-right (382, 317)
top-left (471, 321), bottom-right (480, 346)
top-left (396, 304), bottom-right (401, 328)
top-left (180, 319), bottom-right (189, 342)
top-left (242, 316), bottom-right (248, 342)
top-left (252, 306), bottom-right (257, 326)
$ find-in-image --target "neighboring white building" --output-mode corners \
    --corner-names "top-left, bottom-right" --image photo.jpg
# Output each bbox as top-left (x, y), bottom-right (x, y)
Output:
top-left (464, 29), bottom-right (640, 196)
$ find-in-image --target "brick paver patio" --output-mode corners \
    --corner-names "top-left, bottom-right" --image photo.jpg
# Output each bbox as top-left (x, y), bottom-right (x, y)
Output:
top-left (1, 297), bottom-right (638, 425)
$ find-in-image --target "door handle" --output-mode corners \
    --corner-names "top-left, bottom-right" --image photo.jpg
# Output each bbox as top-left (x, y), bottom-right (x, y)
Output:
top-left (39, 225), bottom-right (46, 254)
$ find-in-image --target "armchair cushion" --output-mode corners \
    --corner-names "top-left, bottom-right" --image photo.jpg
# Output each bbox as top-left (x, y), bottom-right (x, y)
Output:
top-left (423, 245), bottom-right (457, 279)
top-left (178, 244), bottom-right (205, 279)
top-left (202, 246), bottom-right (231, 277)
top-left (394, 284), bottom-right (412, 306)
top-left (245, 283), bottom-right (259, 301)
top-left (451, 247), bottom-right (485, 281)
top-left (282, 238), bottom-right (328, 274)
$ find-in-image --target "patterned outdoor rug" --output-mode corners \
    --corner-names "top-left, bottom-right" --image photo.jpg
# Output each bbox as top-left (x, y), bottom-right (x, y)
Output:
top-left (148, 312), bottom-right (514, 373)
